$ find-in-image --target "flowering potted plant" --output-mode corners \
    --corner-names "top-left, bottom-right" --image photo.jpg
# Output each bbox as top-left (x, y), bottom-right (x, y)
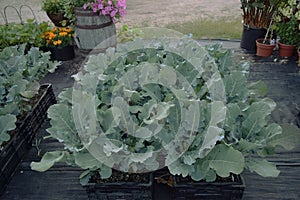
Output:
top-left (240, 0), bottom-right (287, 52)
top-left (73, 0), bottom-right (127, 53)
top-left (41, 27), bottom-right (75, 61)
top-left (42, 0), bottom-right (72, 27)
top-left (272, 0), bottom-right (300, 57)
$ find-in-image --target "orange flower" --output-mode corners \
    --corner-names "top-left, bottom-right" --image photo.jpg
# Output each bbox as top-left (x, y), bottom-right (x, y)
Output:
top-left (41, 26), bottom-right (74, 47)
top-left (59, 32), bottom-right (68, 36)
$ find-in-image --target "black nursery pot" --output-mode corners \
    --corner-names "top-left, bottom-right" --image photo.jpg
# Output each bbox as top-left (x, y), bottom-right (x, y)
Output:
top-left (49, 45), bottom-right (75, 61)
top-left (240, 24), bottom-right (267, 53)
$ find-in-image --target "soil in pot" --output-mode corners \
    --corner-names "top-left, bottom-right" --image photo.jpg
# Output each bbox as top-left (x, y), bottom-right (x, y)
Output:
top-left (256, 38), bottom-right (276, 57)
top-left (173, 174), bottom-right (245, 200)
top-left (153, 168), bottom-right (244, 200)
top-left (86, 170), bottom-right (153, 200)
top-left (46, 12), bottom-right (71, 27)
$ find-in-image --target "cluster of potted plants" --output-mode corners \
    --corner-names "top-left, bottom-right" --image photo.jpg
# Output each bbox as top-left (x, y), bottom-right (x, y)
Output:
top-left (272, 0), bottom-right (300, 58)
top-left (30, 35), bottom-right (299, 199)
top-left (247, 0), bottom-right (300, 58)
top-left (41, 0), bottom-right (127, 54)
top-left (240, 0), bottom-right (282, 52)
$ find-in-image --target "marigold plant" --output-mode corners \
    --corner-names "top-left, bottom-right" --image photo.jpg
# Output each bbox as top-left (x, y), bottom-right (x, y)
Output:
top-left (41, 27), bottom-right (74, 48)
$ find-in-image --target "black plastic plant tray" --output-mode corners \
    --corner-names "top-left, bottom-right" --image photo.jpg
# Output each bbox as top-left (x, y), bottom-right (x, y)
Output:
top-left (173, 175), bottom-right (245, 200)
top-left (0, 84), bottom-right (56, 195)
top-left (24, 84), bottom-right (56, 143)
top-left (85, 173), bottom-right (153, 200)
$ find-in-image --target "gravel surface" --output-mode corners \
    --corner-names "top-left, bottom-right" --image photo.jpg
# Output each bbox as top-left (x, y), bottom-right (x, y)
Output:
top-left (0, 0), bottom-right (241, 27)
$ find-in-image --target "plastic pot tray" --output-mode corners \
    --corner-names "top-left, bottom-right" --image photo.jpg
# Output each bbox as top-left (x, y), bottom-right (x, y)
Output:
top-left (0, 84), bottom-right (56, 194)
top-left (85, 173), bottom-right (153, 200)
top-left (173, 174), bottom-right (245, 200)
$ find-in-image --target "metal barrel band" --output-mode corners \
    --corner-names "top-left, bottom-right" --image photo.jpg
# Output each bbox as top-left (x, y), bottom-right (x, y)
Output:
top-left (75, 21), bottom-right (113, 30)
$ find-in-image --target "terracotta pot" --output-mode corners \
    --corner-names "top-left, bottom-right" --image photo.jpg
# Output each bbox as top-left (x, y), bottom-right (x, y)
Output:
top-left (256, 38), bottom-right (276, 57)
top-left (278, 42), bottom-right (296, 58)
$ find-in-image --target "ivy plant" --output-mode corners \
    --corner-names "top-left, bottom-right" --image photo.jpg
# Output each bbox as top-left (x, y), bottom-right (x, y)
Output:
top-left (31, 38), bottom-right (299, 185)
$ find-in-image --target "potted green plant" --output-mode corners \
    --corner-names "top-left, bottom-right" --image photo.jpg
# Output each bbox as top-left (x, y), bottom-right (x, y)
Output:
top-left (42, 0), bottom-right (73, 27)
top-left (41, 26), bottom-right (75, 61)
top-left (256, 13), bottom-right (276, 57)
top-left (240, 0), bottom-right (287, 52)
top-left (272, 0), bottom-right (300, 57)
top-left (30, 35), bottom-right (299, 199)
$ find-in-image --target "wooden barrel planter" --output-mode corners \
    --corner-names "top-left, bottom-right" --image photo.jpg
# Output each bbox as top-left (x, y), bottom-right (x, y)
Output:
top-left (74, 7), bottom-right (117, 55)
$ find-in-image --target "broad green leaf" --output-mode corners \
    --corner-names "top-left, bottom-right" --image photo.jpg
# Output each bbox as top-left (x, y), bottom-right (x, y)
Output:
top-left (209, 101), bottom-right (226, 127)
top-left (143, 102), bottom-right (174, 124)
top-left (224, 71), bottom-right (248, 102)
top-left (236, 139), bottom-right (261, 153)
top-left (190, 159), bottom-right (210, 181)
top-left (168, 159), bottom-right (194, 177)
top-left (242, 111), bottom-right (267, 139)
top-left (225, 104), bottom-right (241, 127)
top-left (0, 102), bottom-right (19, 115)
top-left (198, 126), bottom-right (224, 158)
top-left (245, 98), bottom-right (276, 116)
top-left (259, 123), bottom-right (282, 141)
top-left (209, 144), bottom-right (244, 177)
top-left (47, 104), bottom-right (82, 151)
top-left (206, 72), bottom-right (226, 101)
top-left (57, 88), bottom-right (73, 104)
top-left (141, 156), bottom-right (160, 171)
top-left (97, 108), bottom-right (115, 131)
top-left (158, 67), bottom-right (177, 86)
top-left (204, 169), bottom-right (217, 182)
top-left (74, 151), bottom-right (103, 170)
top-left (248, 80), bottom-right (268, 97)
top-left (84, 54), bottom-right (107, 74)
top-left (245, 157), bottom-right (280, 177)
top-left (30, 151), bottom-right (70, 172)
top-left (79, 170), bottom-right (93, 185)
top-left (20, 81), bottom-right (40, 98)
top-left (0, 114), bottom-right (16, 145)
top-left (99, 165), bottom-right (112, 179)
top-left (111, 96), bottom-right (135, 134)
top-left (268, 123), bottom-right (300, 150)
